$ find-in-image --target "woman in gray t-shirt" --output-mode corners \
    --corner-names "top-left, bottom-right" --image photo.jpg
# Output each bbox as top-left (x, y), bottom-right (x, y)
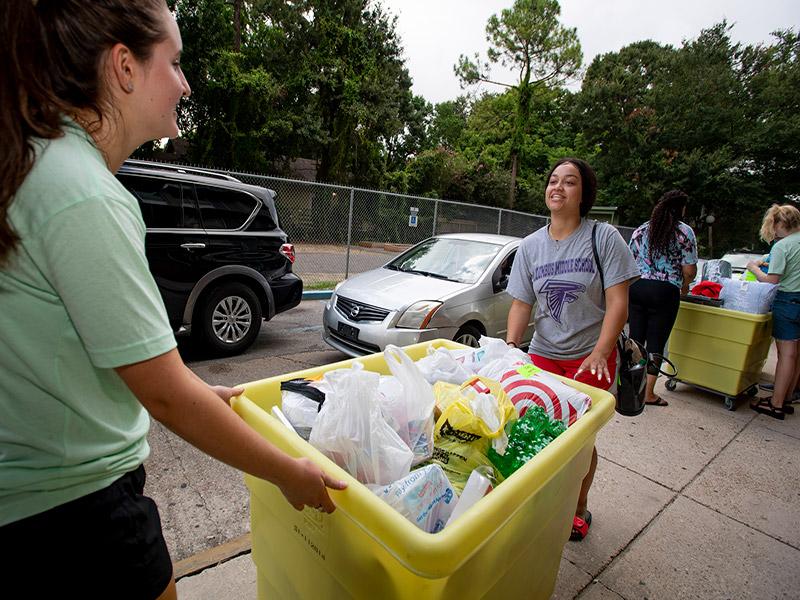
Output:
top-left (505, 158), bottom-right (639, 541)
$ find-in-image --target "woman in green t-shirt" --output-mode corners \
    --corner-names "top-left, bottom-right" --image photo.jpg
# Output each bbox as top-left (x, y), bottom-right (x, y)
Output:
top-left (0, 2), bottom-right (345, 598)
top-left (747, 204), bottom-right (800, 420)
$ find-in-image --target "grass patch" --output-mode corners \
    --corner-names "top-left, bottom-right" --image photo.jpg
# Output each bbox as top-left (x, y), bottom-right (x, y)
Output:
top-left (305, 280), bottom-right (339, 291)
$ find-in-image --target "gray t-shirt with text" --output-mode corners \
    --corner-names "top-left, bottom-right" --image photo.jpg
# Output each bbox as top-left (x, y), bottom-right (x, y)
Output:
top-left (507, 219), bottom-right (639, 359)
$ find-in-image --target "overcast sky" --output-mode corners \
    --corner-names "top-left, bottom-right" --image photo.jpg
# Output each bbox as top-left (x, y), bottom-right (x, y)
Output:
top-left (380, 0), bottom-right (800, 104)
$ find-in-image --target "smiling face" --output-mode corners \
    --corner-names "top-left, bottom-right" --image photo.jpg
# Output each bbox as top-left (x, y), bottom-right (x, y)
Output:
top-left (132, 5), bottom-right (191, 140)
top-left (545, 162), bottom-right (583, 217)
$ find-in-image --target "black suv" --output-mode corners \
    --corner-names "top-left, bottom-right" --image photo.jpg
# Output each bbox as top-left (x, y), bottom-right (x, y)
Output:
top-left (116, 160), bottom-right (302, 356)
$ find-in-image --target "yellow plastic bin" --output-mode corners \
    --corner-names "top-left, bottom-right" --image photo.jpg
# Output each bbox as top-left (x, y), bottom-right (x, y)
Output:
top-left (665, 301), bottom-right (772, 409)
top-left (232, 339), bottom-right (615, 600)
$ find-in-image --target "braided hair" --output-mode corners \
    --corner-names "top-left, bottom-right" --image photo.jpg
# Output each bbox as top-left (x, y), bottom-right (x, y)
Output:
top-left (648, 190), bottom-right (688, 263)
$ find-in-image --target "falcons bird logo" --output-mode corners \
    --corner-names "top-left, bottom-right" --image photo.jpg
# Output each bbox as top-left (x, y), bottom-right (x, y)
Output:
top-left (538, 279), bottom-right (586, 324)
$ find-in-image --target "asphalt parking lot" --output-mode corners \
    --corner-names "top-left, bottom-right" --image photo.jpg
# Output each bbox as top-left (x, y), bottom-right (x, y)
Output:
top-left (290, 243), bottom-right (399, 285)
top-left (144, 299), bottom-right (345, 563)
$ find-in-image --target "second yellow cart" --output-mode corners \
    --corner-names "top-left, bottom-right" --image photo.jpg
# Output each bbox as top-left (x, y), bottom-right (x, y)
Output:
top-left (665, 301), bottom-right (772, 410)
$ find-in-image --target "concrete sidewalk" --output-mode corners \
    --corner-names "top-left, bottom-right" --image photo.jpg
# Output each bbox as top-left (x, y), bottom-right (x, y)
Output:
top-left (176, 347), bottom-right (800, 599)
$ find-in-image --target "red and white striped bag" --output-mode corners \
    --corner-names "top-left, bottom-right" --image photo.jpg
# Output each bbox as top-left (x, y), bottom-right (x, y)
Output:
top-left (499, 364), bottom-right (591, 427)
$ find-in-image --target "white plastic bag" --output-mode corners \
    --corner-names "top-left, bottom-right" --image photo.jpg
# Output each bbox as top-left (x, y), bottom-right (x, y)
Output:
top-left (280, 391), bottom-right (319, 440)
top-left (377, 374), bottom-right (405, 426)
top-left (309, 364), bottom-right (413, 485)
top-left (378, 375), bottom-right (415, 453)
top-left (280, 379), bottom-right (326, 440)
top-left (471, 336), bottom-right (532, 378)
top-left (719, 277), bottom-right (778, 314)
top-left (414, 347), bottom-right (473, 385)
top-left (475, 352), bottom-right (532, 382)
top-left (384, 345), bottom-right (436, 465)
top-left (371, 464), bottom-right (457, 533)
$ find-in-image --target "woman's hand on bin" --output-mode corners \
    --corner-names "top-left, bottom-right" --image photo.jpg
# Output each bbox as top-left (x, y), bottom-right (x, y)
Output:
top-left (278, 457), bottom-right (347, 513)
top-left (209, 385), bottom-right (245, 405)
top-left (575, 349), bottom-right (611, 384)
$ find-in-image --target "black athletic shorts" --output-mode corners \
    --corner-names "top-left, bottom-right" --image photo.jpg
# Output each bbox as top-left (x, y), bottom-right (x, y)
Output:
top-left (0, 465), bottom-right (173, 599)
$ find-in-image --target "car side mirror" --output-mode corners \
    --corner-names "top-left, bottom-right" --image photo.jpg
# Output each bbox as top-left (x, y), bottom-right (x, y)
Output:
top-left (493, 272), bottom-right (509, 293)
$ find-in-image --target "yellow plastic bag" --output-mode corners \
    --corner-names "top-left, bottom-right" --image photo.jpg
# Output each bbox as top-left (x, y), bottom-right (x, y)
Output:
top-left (430, 377), bottom-right (517, 492)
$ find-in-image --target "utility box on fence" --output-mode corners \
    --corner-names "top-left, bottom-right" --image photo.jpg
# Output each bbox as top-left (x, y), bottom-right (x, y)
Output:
top-left (232, 339), bottom-right (616, 599)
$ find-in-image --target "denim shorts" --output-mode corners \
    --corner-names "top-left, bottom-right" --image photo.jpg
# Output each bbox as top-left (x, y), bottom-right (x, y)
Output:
top-left (0, 465), bottom-right (172, 599)
top-left (772, 291), bottom-right (800, 341)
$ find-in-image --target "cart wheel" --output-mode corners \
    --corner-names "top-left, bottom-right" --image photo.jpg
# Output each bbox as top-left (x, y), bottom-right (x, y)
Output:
top-left (665, 379), bottom-right (677, 392)
top-left (746, 386), bottom-right (758, 397)
top-left (724, 396), bottom-right (736, 411)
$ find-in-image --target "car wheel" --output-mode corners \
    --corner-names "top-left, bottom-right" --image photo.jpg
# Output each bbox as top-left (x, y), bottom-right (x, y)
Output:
top-left (198, 282), bottom-right (263, 356)
top-left (454, 324), bottom-right (482, 348)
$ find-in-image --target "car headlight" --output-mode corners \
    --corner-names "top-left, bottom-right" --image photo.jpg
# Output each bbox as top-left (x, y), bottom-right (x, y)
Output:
top-left (397, 301), bottom-right (443, 329)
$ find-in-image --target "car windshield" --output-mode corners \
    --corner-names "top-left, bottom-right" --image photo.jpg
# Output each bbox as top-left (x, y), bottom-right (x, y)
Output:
top-left (387, 238), bottom-right (503, 284)
top-left (721, 253), bottom-right (761, 270)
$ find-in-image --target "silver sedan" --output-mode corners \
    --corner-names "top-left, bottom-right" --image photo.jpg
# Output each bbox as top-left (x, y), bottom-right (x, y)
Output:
top-left (322, 233), bottom-right (534, 357)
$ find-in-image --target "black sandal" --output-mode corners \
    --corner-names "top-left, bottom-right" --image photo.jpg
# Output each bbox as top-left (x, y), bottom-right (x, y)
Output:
top-left (757, 396), bottom-right (794, 414)
top-left (645, 396), bottom-right (669, 407)
top-left (751, 398), bottom-right (786, 420)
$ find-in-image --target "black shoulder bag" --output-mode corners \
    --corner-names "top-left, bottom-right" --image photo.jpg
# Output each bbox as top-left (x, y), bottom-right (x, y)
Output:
top-left (590, 222), bottom-right (651, 416)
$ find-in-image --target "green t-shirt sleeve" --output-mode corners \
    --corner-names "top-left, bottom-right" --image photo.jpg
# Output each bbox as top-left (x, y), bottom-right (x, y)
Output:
top-left (36, 196), bottom-right (176, 368)
top-left (769, 243), bottom-right (786, 276)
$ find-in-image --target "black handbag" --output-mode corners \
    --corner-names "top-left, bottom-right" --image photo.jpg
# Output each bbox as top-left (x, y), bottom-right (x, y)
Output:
top-left (590, 223), bottom-right (675, 416)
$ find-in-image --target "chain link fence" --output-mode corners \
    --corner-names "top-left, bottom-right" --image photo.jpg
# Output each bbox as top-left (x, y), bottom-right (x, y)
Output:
top-left (161, 163), bottom-right (635, 289)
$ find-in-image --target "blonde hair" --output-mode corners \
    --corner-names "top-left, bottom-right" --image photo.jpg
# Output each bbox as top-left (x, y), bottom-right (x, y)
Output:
top-left (760, 204), bottom-right (800, 243)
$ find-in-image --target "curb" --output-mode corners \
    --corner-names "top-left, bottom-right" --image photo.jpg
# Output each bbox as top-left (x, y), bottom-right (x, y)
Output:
top-left (302, 290), bottom-right (333, 301)
top-left (174, 534), bottom-right (252, 580)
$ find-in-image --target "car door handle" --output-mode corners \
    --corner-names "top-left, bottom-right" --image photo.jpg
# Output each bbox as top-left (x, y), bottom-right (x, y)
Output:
top-left (180, 243), bottom-right (206, 249)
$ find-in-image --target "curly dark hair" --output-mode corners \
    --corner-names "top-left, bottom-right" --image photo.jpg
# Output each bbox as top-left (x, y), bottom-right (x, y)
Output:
top-left (648, 190), bottom-right (688, 262)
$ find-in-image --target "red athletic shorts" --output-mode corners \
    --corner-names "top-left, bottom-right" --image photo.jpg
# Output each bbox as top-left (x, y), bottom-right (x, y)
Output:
top-left (530, 347), bottom-right (618, 392)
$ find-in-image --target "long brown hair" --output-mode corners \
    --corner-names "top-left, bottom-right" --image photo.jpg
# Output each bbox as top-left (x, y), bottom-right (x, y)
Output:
top-left (648, 190), bottom-right (688, 263)
top-left (0, 0), bottom-right (167, 265)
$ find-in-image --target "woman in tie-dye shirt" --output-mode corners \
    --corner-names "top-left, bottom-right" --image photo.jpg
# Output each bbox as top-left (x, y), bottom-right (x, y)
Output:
top-left (628, 190), bottom-right (698, 407)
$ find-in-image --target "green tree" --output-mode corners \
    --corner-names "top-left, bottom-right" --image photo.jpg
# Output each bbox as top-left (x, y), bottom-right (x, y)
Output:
top-left (575, 23), bottom-right (776, 254)
top-left (428, 97), bottom-right (470, 150)
top-left (403, 148), bottom-right (472, 200)
top-left (166, 0), bottom-right (414, 185)
top-left (168, 0), bottom-right (307, 170)
top-left (457, 88), bottom-right (592, 213)
top-left (385, 95), bottom-right (433, 173)
top-left (574, 40), bottom-right (678, 223)
top-left (742, 29), bottom-right (800, 202)
top-left (455, 0), bottom-right (581, 207)
top-left (304, 0), bottom-right (414, 185)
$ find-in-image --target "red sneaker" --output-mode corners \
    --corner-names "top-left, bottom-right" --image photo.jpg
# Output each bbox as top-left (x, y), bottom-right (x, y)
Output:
top-left (570, 511), bottom-right (592, 541)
